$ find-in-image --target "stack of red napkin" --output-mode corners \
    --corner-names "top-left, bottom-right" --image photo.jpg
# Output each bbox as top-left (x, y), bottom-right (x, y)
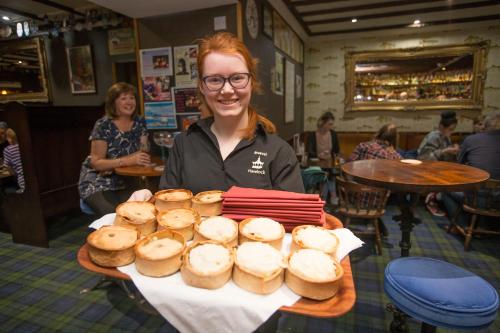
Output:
top-left (222, 186), bottom-right (325, 232)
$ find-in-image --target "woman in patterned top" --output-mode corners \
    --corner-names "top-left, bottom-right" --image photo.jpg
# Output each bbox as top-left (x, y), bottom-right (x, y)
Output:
top-left (78, 82), bottom-right (150, 216)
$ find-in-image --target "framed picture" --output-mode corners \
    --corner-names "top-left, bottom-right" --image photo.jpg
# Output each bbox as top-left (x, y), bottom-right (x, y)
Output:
top-left (140, 47), bottom-right (173, 77)
top-left (262, 2), bottom-right (273, 39)
top-left (66, 45), bottom-right (96, 94)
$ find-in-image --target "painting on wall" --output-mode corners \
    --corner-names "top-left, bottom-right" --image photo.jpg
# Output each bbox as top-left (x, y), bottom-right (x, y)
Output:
top-left (107, 28), bottom-right (135, 55)
top-left (66, 45), bottom-right (96, 94)
top-left (273, 11), bottom-right (303, 63)
top-left (273, 52), bottom-right (284, 96)
top-left (262, 2), bottom-right (273, 40)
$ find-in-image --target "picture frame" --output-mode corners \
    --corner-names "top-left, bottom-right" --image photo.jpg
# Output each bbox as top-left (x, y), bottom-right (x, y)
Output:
top-left (66, 45), bottom-right (96, 94)
top-left (262, 2), bottom-right (273, 40)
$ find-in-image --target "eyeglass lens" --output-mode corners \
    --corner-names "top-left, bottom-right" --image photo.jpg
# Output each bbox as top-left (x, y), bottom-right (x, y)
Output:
top-left (203, 73), bottom-right (250, 91)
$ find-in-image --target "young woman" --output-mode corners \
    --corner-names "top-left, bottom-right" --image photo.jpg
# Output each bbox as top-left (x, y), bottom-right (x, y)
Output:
top-left (306, 111), bottom-right (340, 161)
top-left (158, 32), bottom-right (303, 195)
top-left (417, 111), bottom-right (459, 161)
top-left (78, 82), bottom-right (150, 216)
top-left (349, 124), bottom-right (401, 161)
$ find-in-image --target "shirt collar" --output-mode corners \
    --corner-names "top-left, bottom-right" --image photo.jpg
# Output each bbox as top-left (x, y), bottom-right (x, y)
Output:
top-left (188, 117), bottom-right (267, 138)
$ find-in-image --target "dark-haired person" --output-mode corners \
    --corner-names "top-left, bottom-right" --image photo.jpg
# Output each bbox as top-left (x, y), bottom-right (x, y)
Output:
top-left (157, 32), bottom-right (303, 194)
top-left (418, 111), bottom-right (460, 216)
top-left (78, 82), bottom-right (150, 216)
top-left (306, 111), bottom-right (340, 161)
top-left (349, 124), bottom-right (402, 161)
top-left (417, 111), bottom-right (459, 162)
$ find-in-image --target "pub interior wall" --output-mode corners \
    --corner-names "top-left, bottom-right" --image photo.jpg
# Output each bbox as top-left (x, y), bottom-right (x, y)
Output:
top-left (303, 25), bottom-right (500, 133)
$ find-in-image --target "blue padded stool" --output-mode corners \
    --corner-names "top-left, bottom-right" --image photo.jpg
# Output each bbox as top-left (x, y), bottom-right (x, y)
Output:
top-left (80, 199), bottom-right (95, 215)
top-left (384, 257), bottom-right (498, 333)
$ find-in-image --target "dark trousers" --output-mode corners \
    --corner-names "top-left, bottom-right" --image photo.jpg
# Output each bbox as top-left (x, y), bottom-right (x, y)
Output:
top-left (84, 187), bottom-right (136, 217)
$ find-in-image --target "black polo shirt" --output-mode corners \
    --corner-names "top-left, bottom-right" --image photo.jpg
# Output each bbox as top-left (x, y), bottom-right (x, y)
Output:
top-left (159, 117), bottom-right (304, 194)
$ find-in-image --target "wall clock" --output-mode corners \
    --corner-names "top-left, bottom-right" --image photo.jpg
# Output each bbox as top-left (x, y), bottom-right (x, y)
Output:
top-left (246, 0), bottom-right (259, 39)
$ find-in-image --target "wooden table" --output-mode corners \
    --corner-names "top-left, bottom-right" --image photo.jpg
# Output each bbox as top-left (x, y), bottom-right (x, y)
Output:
top-left (77, 214), bottom-right (355, 319)
top-left (115, 156), bottom-right (164, 178)
top-left (342, 160), bottom-right (489, 257)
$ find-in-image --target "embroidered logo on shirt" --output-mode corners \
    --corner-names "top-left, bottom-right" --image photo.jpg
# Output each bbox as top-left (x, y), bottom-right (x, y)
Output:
top-left (248, 154), bottom-right (266, 175)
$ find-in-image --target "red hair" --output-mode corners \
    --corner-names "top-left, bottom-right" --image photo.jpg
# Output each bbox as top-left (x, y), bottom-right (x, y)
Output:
top-left (197, 32), bottom-right (276, 139)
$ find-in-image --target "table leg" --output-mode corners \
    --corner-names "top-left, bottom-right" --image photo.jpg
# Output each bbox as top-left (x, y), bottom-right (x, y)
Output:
top-left (393, 193), bottom-right (420, 257)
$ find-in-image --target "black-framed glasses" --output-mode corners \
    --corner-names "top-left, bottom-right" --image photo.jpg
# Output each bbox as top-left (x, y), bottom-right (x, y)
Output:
top-left (202, 73), bottom-right (251, 91)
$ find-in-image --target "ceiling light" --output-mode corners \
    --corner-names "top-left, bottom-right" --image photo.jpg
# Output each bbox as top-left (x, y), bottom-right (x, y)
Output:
top-left (351, 18), bottom-right (358, 23)
top-left (17, 60), bottom-right (23, 64)
top-left (16, 22), bottom-right (23, 37)
top-left (2, 16), bottom-right (10, 21)
top-left (23, 21), bottom-right (30, 36)
top-left (441, 67), bottom-right (446, 71)
top-left (413, 19), bottom-right (421, 25)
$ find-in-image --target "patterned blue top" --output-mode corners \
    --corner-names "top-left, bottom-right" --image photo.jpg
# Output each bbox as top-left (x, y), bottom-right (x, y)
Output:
top-left (78, 115), bottom-right (148, 199)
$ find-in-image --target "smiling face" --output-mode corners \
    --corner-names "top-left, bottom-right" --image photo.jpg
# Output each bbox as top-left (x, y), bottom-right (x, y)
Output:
top-left (200, 52), bottom-right (252, 120)
top-left (115, 92), bottom-right (136, 118)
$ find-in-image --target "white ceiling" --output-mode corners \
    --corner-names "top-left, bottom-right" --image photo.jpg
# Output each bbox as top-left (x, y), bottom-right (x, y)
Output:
top-left (89, 0), bottom-right (237, 18)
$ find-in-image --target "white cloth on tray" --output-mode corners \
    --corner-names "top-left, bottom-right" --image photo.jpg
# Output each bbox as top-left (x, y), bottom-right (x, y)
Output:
top-left (88, 214), bottom-right (363, 333)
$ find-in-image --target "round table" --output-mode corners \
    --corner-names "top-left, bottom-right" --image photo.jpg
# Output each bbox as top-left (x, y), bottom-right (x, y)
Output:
top-left (342, 160), bottom-right (489, 257)
top-left (115, 156), bottom-right (164, 191)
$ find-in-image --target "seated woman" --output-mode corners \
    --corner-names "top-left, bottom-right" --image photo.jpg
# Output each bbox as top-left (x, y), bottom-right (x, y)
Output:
top-left (349, 124), bottom-right (401, 162)
top-left (417, 111), bottom-right (460, 216)
top-left (417, 111), bottom-right (459, 162)
top-left (304, 112), bottom-right (340, 203)
top-left (2, 128), bottom-right (25, 194)
top-left (78, 82), bottom-right (151, 216)
top-left (131, 32), bottom-right (304, 202)
top-left (306, 111), bottom-right (340, 161)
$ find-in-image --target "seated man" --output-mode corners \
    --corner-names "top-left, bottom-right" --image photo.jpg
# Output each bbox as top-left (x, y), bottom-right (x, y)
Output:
top-left (443, 113), bottom-right (500, 227)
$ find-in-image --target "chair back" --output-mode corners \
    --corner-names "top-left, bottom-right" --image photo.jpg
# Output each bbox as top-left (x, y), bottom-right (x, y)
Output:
top-left (336, 176), bottom-right (390, 218)
top-left (463, 178), bottom-right (500, 217)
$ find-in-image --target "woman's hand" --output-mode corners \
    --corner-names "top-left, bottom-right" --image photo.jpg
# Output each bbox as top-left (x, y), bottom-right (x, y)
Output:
top-left (128, 189), bottom-right (153, 202)
top-left (319, 150), bottom-right (331, 160)
top-left (122, 151), bottom-right (151, 166)
top-left (443, 144), bottom-right (460, 155)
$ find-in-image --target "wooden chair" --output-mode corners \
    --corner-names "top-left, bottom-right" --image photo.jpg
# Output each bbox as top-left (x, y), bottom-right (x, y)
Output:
top-left (336, 176), bottom-right (390, 254)
top-left (449, 178), bottom-right (500, 251)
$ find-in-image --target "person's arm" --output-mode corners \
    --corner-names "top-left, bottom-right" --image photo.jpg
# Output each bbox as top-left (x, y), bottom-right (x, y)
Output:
top-left (89, 140), bottom-right (150, 171)
top-left (159, 136), bottom-right (183, 189)
top-left (270, 144), bottom-right (305, 193)
top-left (348, 144), bottom-right (361, 162)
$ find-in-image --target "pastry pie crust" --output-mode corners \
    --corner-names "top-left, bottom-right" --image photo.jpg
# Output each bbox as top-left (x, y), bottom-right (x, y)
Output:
top-left (155, 189), bottom-right (193, 212)
top-left (193, 216), bottom-right (238, 247)
top-left (157, 208), bottom-right (200, 241)
top-left (191, 190), bottom-right (224, 216)
top-left (238, 217), bottom-right (285, 251)
top-left (134, 229), bottom-right (185, 277)
top-left (87, 225), bottom-right (138, 267)
top-left (291, 225), bottom-right (339, 256)
top-left (285, 249), bottom-right (344, 300)
top-left (180, 241), bottom-right (234, 289)
top-left (114, 201), bottom-right (157, 237)
top-left (233, 242), bottom-right (285, 295)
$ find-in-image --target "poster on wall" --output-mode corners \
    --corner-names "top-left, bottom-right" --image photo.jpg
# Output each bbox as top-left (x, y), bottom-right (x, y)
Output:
top-left (173, 87), bottom-right (201, 113)
top-left (142, 76), bottom-right (172, 102)
top-left (107, 28), bottom-right (135, 55)
top-left (273, 52), bottom-right (284, 96)
top-left (144, 102), bottom-right (177, 129)
top-left (140, 47), bottom-right (173, 77)
top-left (273, 11), bottom-right (303, 63)
top-left (285, 60), bottom-right (295, 123)
top-left (66, 45), bottom-right (96, 94)
top-left (173, 45), bottom-right (199, 87)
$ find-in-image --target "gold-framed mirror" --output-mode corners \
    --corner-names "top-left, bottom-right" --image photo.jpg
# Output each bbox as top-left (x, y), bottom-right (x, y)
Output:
top-left (0, 38), bottom-right (50, 102)
top-left (345, 42), bottom-right (488, 112)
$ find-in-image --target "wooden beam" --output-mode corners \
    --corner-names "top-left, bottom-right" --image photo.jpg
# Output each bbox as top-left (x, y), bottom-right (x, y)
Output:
top-left (133, 18), bottom-right (144, 116)
top-left (283, 0), bottom-right (312, 35)
top-left (300, 0), bottom-right (443, 17)
top-left (307, 0), bottom-right (500, 26)
top-left (311, 14), bottom-right (500, 35)
top-left (30, 0), bottom-right (85, 17)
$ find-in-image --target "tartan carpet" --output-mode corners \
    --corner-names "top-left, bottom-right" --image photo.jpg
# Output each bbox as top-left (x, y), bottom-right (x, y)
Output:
top-left (0, 206), bottom-right (498, 333)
